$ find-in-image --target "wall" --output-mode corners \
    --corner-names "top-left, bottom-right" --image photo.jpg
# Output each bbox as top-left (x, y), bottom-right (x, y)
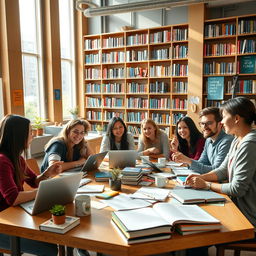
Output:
top-left (86, 1), bottom-right (256, 34)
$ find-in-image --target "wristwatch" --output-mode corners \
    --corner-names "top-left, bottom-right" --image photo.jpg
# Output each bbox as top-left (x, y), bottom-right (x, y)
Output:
top-left (205, 182), bottom-right (212, 190)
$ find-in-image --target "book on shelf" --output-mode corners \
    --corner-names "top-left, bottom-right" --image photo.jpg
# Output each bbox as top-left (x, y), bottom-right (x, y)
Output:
top-left (207, 77), bottom-right (224, 100)
top-left (111, 203), bottom-right (220, 243)
top-left (240, 55), bottom-right (256, 74)
top-left (39, 216), bottom-right (80, 234)
top-left (170, 187), bottom-right (226, 204)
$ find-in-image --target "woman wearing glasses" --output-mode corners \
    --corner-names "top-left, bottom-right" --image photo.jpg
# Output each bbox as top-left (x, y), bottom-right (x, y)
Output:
top-left (170, 116), bottom-right (205, 160)
top-left (41, 119), bottom-right (93, 173)
top-left (99, 117), bottom-right (135, 152)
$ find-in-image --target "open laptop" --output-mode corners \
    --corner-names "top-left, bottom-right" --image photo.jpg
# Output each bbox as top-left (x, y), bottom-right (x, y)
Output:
top-left (20, 172), bottom-right (82, 215)
top-left (109, 150), bottom-right (138, 169)
top-left (67, 151), bottom-right (108, 173)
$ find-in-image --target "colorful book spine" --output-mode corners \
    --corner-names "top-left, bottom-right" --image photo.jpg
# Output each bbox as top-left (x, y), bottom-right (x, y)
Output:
top-left (127, 34), bottom-right (148, 46)
top-left (102, 51), bottom-right (125, 63)
top-left (127, 112), bottom-right (148, 123)
top-left (102, 37), bottom-right (124, 48)
top-left (127, 82), bottom-right (147, 93)
top-left (86, 83), bottom-right (101, 93)
top-left (102, 83), bottom-right (125, 93)
top-left (127, 98), bottom-right (148, 109)
top-left (86, 111), bottom-right (102, 121)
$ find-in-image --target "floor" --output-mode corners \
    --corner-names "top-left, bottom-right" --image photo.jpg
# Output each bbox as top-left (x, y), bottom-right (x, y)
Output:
top-left (4, 157), bottom-right (255, 256)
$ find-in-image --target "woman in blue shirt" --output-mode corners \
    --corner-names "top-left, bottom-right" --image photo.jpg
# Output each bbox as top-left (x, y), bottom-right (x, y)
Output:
top-left (41, 119), bottom-right (93, 173)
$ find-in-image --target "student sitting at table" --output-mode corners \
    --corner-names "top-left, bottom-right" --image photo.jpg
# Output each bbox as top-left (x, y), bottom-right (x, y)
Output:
top-left (99, 117), bottom-right (135, 152)
top-left (172, 107), bottom-right (233, 174)
top-left (185, 97), bottom-right (256, 256)
top-left (137, 119), bottom-right (170, 160)
top-left (170, 116), bottom-right (205, 160)
top-left (0, 115), bottom-right (62, 256)
top-left (41, 119), bottom-right (93, 173)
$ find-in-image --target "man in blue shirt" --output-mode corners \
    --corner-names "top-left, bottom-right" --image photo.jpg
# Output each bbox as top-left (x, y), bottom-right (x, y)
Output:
top-left (172, 107), bottom-right (233, 174)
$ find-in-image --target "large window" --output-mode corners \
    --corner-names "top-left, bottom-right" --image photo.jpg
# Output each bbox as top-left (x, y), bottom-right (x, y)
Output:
top-left (59, 0), bottom-right (76, 119)
top-left (19, 0), bottom-right (44, 120)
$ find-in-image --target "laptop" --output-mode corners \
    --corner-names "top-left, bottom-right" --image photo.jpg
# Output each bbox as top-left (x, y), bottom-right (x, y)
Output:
top-left (20, 172), bottom-right (82, 215)
top-left (109, 150), bottom-right (138, 169)
top-left (67, 151), bottom-right (108, 173)
top-left (140, 156), bottom-right (163, 172)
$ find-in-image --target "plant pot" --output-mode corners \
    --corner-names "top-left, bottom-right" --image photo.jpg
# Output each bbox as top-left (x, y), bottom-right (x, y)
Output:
top-left (32, 129), bottom-right (37, 137)
top-left (37, 128), bottom-right (44, 136)
top-left (52, 214), bottom-right (66, 225)
top-left (109, 179), bottom-right (122, 191)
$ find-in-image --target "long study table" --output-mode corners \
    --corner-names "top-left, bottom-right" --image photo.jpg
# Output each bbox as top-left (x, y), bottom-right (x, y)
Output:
top-left (0, 171), bottom-right (254, 256)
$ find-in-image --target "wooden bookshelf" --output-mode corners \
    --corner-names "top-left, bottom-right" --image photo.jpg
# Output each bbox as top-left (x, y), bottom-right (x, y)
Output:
top-left (83, 24), bottom-right (191, 138)
top-left (203, 14), bottom-right (256, 107)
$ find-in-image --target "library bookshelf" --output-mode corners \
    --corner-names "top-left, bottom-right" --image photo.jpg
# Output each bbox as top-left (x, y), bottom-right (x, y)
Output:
top-left (83, 24), bottom-right (189, 138)
top-left (203, 14), bottom-right (256, 107)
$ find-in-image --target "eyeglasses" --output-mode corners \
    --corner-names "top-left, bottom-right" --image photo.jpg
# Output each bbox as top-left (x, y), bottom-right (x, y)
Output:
top-left (199, 121), bottom-right (214, 127)
top-left (71, 130), bottom-right (86, 136)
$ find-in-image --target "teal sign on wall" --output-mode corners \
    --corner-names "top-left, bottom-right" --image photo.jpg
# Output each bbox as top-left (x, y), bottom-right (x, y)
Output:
top-left (240, 55), bottom-right (256, 74)
top-left (207, 76), bottom-right (224, 100)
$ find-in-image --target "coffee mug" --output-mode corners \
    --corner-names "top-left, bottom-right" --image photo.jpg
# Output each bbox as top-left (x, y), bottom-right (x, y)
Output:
top-left (142, 156), bottom-right (150, 163)
top-left (155, 176), bottom-right (168, 188)
top-left (75, 195), bottom-right (91, 217)
top-left (158, 157), bottom-right (166, 166)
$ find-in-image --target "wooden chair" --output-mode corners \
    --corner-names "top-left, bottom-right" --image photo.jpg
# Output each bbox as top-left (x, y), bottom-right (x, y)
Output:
top-left (216, 241), bottom-right (256, 256)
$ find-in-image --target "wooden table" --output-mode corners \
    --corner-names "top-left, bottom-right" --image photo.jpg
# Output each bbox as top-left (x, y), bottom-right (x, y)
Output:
top-left (0, 180), bottom-right (254, 256)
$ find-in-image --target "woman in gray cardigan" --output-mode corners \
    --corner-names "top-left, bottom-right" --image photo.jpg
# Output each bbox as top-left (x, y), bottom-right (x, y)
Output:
top-left (100, 117), bottom-right (135, 152)
top-left (185, 97), bottom-right (256, 255)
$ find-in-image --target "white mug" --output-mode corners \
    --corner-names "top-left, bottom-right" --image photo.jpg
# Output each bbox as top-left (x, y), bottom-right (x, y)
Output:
top-left (158, 157), bottom-right (166, 166)
top-left (142, 156), bottom-right (150, 163)
top-left (75, 195), bottom-right (91, 217)
top-left (155, 176), bottom-right (168, 188)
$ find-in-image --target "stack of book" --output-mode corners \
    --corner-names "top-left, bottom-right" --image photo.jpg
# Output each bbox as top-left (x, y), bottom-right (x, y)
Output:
top-left (121, 167), bottom-right (143, 185)
top-left (95, 171), bottom-right (112, 182)
top-left (111, 203), bottom-right (221, 244)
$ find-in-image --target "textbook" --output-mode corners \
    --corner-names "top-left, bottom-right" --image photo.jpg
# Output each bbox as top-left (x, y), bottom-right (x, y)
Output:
top-left (170, 187), bottom-right (226, 204)
top-left (95, 171), bottom-right (112, 181)
top-left (111, 203), bottom-right (220, 241)
top-left (121, 167), bottom-right (142, 175)
top-left (39, 216), bottom-right (80, 234)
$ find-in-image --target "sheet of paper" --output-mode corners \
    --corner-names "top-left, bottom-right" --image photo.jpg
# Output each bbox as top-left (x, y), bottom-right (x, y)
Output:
top-left (91, 200), bottom-right (107, 209)
top-left (101, 194), bottom-right (152, 211)
top-left (131, 187), bottom-right (170, 201)
top-left (77, 185), bottom-right (105, 193)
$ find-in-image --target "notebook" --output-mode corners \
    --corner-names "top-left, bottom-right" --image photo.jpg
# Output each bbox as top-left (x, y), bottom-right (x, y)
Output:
top-left (109, 150), bottom-right (138, 169)
top-left (170, 187), bottom-right (226, 204)
top-left (20, 172), bottom-right (82, 215)
top-left (67, 151), bottom-right (108, 173)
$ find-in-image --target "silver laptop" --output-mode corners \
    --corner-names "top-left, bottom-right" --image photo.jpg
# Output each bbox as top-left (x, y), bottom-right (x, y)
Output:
top-left (67, 151), bottom-right (108, 173)
top-left (109, 150), bottom-right (138, 169)
top-left (20, 172), bottom-right (82, 215)
top-left (140, 156), bottom-right (163, 172)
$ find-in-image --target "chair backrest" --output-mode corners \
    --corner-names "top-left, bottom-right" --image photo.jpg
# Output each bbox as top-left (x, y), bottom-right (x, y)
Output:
top-left (24, 158), bottom-right (40, 191)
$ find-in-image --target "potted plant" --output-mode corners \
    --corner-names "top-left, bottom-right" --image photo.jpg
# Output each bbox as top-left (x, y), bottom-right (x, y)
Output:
top-left (96, 124), bottom-right (103, 135)
top-left (33, 116), bottom-right (44, 136)
top-left (50, 204), bottom-right (66, 225)
top-left (109, 168), bottom-right (122, 191)
top-left (69, 107), bottom-right (79, 120)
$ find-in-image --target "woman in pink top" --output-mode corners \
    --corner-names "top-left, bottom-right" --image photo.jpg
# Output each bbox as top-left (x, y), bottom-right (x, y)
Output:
top-left (170, 116), bottom-right (205, 160)
top-left (0, 115), bottom-right (62, 256)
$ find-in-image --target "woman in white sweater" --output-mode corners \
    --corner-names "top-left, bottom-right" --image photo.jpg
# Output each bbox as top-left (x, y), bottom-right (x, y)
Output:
top-left (100, 117), bottom-right (135, 152)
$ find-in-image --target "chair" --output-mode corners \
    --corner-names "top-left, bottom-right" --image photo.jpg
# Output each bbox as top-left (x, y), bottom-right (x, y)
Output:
top-left (216, 241), bottom-right (256, 256)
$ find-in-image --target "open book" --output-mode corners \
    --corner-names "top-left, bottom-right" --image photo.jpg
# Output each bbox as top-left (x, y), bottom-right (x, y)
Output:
top-left (112, 203), bottom-right (220, 243)
top-left (170, 187), bottom-right (226, 204)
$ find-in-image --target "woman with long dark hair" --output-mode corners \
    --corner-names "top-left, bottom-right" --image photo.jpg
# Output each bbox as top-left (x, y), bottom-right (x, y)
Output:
top-left (41, 119), bottom-right (93, 173)
top-left (100, 117), bottom-right (135, 152)
top-left (0, 115), bottom-right (61, 255)
top-left (170, 116), bottom-right (205, 160)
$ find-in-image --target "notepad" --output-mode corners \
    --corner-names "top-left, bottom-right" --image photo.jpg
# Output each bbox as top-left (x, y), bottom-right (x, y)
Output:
top-left (170, 187), bottom-right (226, 204)
top-left (77, 185), bottom-right (105, 193)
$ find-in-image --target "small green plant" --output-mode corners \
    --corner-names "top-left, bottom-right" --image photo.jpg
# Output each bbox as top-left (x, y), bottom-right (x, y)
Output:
top-left (69, 107), bottom-right (79, 116)
top-left (110, 168), bottom-right (122, 181)
top-left (50, 204), bottom-right (65, 216)
top-left (33, 116), bottom-right (44, 129)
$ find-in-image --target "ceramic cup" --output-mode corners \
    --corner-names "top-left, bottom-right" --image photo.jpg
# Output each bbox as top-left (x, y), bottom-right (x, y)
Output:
top-left (75, 195), bottom-right (91, 217)
top-left (158, 157), bottom-right (166, 166)
top-left (155, 176), bottom-right (168, 188)
top-left (142, 156), bottom-right (150, 163)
